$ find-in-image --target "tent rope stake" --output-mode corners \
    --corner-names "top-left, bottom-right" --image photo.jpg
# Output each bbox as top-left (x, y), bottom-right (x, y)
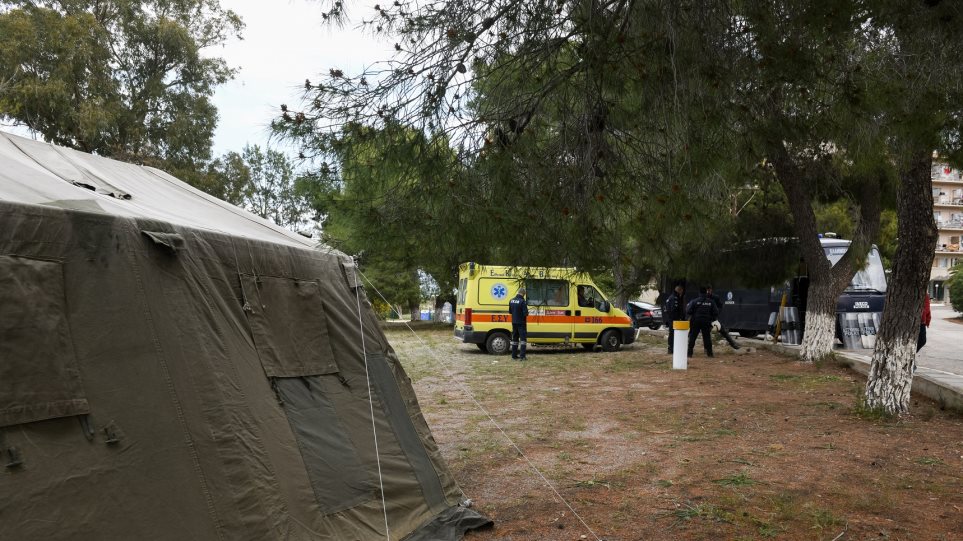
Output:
top-left (356, 269), bottom-right (603, 541)
top-left (354, 281), bottom-right (391, 541)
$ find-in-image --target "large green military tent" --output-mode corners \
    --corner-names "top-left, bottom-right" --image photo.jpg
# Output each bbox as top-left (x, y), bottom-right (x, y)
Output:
top-left (0, 131), bottom-right (491, 540)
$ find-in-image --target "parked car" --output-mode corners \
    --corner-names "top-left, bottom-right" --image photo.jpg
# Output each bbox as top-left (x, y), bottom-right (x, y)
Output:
top-left (627, 301), bottom-right (663, 330)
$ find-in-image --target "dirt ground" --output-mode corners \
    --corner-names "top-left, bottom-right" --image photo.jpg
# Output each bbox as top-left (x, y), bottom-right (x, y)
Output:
top-left (385, 327), bottom-right (963, 541)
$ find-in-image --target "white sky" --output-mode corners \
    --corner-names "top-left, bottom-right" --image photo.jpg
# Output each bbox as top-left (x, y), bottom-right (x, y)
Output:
top-left (211, 0), bottom-right (391, 155)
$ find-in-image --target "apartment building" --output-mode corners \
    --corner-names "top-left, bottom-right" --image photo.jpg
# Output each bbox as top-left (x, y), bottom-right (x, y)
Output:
top-left (931, 162), bottom-right (963, 303)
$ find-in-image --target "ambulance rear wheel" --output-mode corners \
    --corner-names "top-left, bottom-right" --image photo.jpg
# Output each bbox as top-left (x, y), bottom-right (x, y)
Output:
top-left (600, 330), bottom-right (621, 352)
top-left (485, 332), bottom-right (511, 355)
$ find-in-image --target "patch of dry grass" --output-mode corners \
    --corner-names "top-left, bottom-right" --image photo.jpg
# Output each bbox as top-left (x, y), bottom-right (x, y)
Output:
top-left (388, 329), bottom-right (963, 541)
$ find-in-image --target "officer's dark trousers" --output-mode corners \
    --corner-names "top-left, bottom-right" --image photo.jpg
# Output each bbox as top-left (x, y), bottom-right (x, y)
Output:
top-left (511, 324), bottom-right (527, 358)
top-left (688, 321), bottom-right (713, 356)
top-left (667, 324), bottom-right (676, 353)
top-left (917, 324), bottom-right (926, 352)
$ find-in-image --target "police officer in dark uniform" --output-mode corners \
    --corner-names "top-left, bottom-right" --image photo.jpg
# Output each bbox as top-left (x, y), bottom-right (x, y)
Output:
top-left (686, 286), bottom-right (719, 357)
top-left (663, 282), bottom-right (686, 354)
top-left (509, 287), bottom-right (528, 360)
top-left (706, 284), bottom-right (739, 350)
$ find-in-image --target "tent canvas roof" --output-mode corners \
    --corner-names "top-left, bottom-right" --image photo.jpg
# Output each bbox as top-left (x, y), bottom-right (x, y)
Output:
top-left (0, 131), bottom-right (315, 249)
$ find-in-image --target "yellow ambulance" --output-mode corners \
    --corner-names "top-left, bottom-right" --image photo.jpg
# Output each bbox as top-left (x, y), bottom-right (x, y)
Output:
top-left (454, 262), bottom-right (636, 354)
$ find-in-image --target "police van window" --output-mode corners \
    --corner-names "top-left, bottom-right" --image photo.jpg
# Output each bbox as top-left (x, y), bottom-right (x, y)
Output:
top-left (577, 285), bottom-right (602, 308)
top-left (525, 279), bottom-right (569, 306)
top-left (824, 245), bottom-right (887, 293)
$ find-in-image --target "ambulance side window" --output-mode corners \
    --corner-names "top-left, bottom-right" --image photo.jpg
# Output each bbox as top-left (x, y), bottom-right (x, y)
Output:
top-left (577, 285), bottom-right (603, 309)
top-left (525, 279), bottom-right (569, 306)
top-left (457, 278), bottom-right (467, 305)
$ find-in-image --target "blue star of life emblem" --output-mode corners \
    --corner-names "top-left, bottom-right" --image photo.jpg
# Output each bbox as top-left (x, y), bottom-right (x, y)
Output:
top-left (491, 283), bottom-right (508, 300)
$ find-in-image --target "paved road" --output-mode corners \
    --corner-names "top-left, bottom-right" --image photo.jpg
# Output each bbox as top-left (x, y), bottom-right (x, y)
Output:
top-left (917, 304), bottom-right (962, 376)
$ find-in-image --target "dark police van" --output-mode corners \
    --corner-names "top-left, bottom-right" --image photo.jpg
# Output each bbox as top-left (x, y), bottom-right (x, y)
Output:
top-left (716, 238), bottom-right (887, 348)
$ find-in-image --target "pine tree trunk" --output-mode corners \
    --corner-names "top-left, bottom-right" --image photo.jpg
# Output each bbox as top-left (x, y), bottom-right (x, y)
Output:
top-left (865, 152), bottom-right (938, 414)
top-left (610, 248), bottom-right (638, 310)
top-left (434, 296), bottom-right (445, 321)
top-left (799, 277), bottom-right (837, 361)
top-left (769, 141), bottom-right (882, 362)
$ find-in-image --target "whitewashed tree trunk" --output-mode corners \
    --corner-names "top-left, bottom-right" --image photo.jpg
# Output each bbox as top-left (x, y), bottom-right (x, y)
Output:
top-left (798, 270), bottom-right (841, 362)
top-left (799, 310), bottom-right (835, 362)
top-left (865, 338), bottom-right (915, 413)
top-left (865, 152), bottom-right (937, 414)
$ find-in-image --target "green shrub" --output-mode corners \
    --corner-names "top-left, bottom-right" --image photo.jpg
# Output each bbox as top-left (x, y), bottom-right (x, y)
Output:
top-left (948, 266), bottom-right (963, 314)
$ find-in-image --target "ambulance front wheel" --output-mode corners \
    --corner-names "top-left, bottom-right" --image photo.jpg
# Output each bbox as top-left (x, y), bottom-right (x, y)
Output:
top-left (600, 330), bottom-right (622, 352)
top-left (485, 331), bottom-right (511, 355)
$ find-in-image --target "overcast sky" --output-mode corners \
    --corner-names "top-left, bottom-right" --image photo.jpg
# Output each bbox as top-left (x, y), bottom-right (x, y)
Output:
top-left (211, 0), bottom-right (392, 155)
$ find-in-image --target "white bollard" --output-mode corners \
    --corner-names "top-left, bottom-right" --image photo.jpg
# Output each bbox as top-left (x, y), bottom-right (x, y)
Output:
top-left (672, 320), bottom-right (689, 370)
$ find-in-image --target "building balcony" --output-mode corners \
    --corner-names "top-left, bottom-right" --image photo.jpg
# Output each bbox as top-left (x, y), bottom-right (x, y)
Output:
top-left (933, 198), bottom-right (963, 207)
top-left (932, 176), bottom-right (963, 184)
top-left (939, 221), bottom-right (963, 230)
top-left (932, 163), bottom-right (963, 183)
top-left (930, 175), bottom-right (963, 185)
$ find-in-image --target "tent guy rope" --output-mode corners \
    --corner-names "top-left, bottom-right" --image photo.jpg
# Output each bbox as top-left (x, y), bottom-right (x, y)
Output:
top-left (355, 281), bottom-right (391, 541)
top-left (355, 268), bottom-right (604, 541)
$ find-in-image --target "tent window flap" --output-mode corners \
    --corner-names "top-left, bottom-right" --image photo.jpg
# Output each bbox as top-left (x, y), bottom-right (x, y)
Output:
top-left (241, 275), bottom-right (338, 377)
top-left (274, 376), bottom-right (374, 513)
top-left (0, 256), bottom-right (89, 427)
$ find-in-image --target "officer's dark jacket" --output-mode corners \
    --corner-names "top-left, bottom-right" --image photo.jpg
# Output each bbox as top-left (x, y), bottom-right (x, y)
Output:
top-left (663, 292), bottom-right (685, 324)
top-left (509, 294), bottom-right (528, 324)
top-left (686, 295), bottom-right (719, 324)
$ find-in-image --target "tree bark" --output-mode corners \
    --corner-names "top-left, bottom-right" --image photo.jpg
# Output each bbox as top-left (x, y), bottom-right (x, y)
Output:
top-left (434, 296), bottom-right (446, 321)
top-left (769, 142), bottom-right (882, 362)
top-left (865, 152), bottom-right (938, 414)
top-left (798, 283), bottom-right (837, 361)
top-left (612, 254), bottom-right (640, 310)
top-left (612, 256), bottom-right (628, 309)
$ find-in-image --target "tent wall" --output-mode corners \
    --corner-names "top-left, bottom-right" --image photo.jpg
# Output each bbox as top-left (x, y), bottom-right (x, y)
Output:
top-left (0, 200), bottom-right (486, 540)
